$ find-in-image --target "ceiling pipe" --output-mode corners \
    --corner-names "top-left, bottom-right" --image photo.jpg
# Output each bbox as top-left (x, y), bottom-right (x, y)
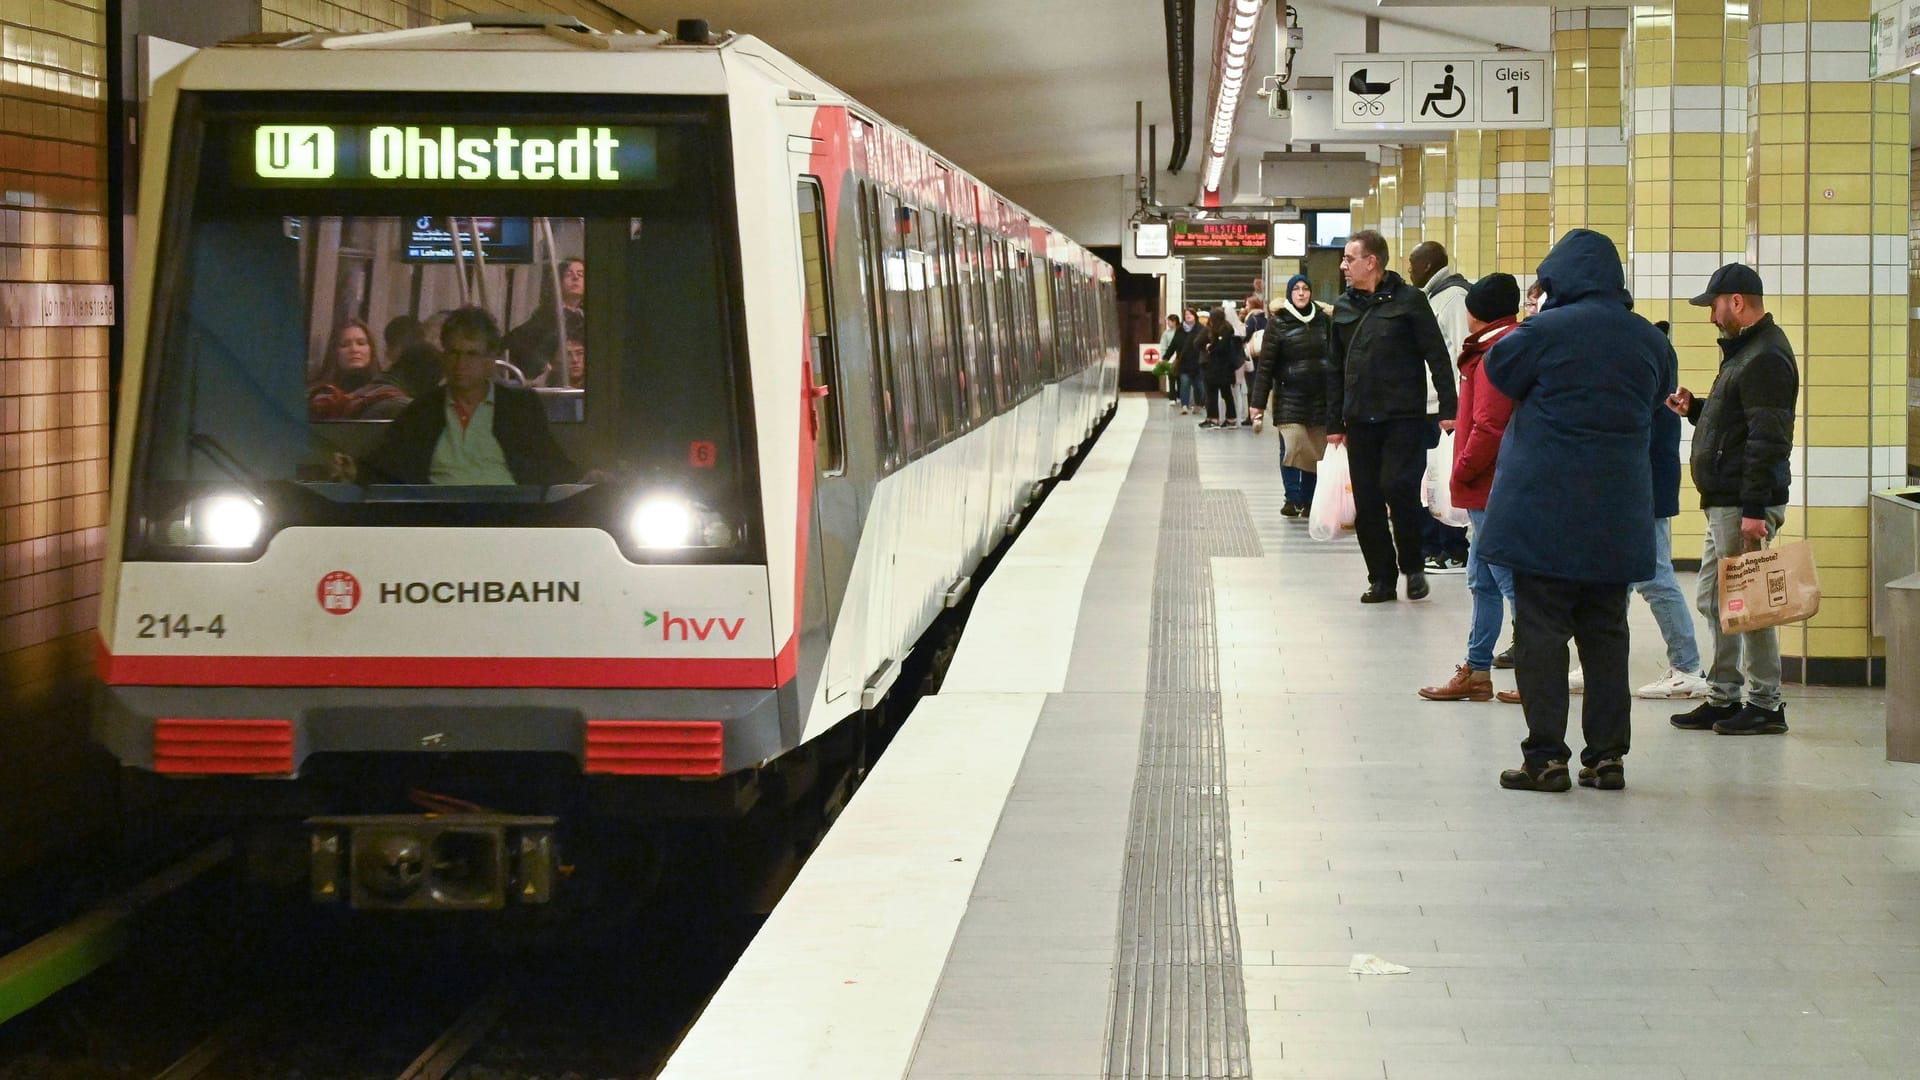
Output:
top-left (1199, 0), bottom-right (1266, 198)
top-left (1163, 0), bottom-right (1196, 172)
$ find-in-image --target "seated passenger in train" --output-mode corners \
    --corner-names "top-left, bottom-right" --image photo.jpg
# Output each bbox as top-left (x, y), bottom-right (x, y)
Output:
top-left (308, 318), bottom-right (408, 420)
top-left (355, 339), bottom-right (443, 421)
top-left (335, 306), bottom-right (579, 486)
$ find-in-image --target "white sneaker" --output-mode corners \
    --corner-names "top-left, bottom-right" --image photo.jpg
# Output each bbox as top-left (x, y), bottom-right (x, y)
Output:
top-left (1636, 668), bottom-right (1710, 699)
top-left (1568, 667), bottom-right (1585, 694)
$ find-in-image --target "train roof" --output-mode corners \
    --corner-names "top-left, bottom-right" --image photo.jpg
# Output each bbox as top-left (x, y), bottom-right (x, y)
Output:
top-left (197, 19), bottom-right (853, 105)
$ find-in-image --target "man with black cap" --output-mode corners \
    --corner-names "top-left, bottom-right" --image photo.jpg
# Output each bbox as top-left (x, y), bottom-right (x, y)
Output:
top-left (1667, 263), bottom-right (1798, 736)
top-left (1475, 229), bottom-right (1675, 792)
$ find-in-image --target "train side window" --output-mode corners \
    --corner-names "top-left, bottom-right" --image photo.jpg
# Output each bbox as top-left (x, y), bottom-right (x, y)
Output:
top-left (854, 182), bottom-right (899, 463)
top-left (985, 236), bottom-right (1010, 411)
top-left (912, 208), bottom-right (954, 438)
top-left (961, 223), bottom-right (989, 422)
top-left (796, 179), bottom-right (843, 475)
top-left (878, 190), bottom-right (922, 455)
top-left (1031, 254), bottom-right (1055, 382)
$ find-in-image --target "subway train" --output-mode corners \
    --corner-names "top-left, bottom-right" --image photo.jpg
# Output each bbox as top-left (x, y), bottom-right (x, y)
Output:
top-left (93, 16), bottom-right (1120, 910)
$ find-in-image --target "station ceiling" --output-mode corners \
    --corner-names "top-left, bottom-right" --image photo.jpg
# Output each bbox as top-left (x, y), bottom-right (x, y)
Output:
top-left (606, 1), bottom-right (1554, 201)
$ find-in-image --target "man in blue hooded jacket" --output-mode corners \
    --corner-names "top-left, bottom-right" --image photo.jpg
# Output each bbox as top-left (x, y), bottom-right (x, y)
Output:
top-left (1476, 229), bottom-right (1676, 792)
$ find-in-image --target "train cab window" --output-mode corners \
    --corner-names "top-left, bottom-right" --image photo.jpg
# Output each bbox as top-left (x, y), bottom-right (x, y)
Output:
top-left (796, 178), bottom-right (843, 475)
top-left (126, 92), bottom-right (757, 562)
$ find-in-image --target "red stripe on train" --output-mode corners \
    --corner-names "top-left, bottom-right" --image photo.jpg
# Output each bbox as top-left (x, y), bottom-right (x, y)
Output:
top-left (98, 636), bottom-right (799, 690)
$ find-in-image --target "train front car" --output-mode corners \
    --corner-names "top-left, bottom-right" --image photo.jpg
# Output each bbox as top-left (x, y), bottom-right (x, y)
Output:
top-left (94, 30), bottom-right (799, 911)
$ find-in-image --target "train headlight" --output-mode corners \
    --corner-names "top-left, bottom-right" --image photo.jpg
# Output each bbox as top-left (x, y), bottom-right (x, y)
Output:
top-left (161, 494), bottom-right (266, 550)
top-left (628, 495), bottom-right (736, 550)
top-left (193, 495), bottom-right (265, 548)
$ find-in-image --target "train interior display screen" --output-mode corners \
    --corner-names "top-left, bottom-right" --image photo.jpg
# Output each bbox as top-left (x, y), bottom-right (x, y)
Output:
top-left (402, 216), bottom-right (533, 263)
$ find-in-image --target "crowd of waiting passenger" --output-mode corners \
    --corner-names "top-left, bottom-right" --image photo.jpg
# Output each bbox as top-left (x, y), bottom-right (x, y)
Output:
top-left (1172, 228), bottom-right (1799, 793)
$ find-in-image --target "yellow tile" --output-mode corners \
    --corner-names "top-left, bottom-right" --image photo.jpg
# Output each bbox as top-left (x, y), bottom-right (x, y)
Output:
top-left (1807, 627), bottom-right (1872, 655)
top-left (1810, 536), bottom-right (1870, 569)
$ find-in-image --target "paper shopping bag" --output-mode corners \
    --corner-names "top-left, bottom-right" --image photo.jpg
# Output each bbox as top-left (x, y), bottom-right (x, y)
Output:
top-left (1718, 540), bottom-right (1821, 634)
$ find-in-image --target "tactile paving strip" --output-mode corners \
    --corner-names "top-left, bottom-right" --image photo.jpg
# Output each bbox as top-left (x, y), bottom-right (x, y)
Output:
top-left (1102, 423), bottom-right (1254, 1080)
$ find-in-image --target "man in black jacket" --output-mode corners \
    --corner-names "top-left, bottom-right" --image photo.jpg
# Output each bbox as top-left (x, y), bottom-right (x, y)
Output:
top-left (1667, 264), bottom-right (1798, 736)
top-left (1326, 229), bottom-right (1458, 604)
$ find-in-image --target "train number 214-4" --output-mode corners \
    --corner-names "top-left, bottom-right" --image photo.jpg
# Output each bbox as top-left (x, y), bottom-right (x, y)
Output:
top-left (135, 613), bottom-right (227, 639)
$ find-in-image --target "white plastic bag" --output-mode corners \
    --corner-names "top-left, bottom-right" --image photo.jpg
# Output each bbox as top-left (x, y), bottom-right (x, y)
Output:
top-left (1424, 431), bottom-right (1470, 528)
top-left (1308, 444), bottom-right (1356, 541)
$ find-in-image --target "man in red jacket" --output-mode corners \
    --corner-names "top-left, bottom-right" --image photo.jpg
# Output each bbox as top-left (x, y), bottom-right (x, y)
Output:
top-left (1419, 274), bottom-right (1522, 701)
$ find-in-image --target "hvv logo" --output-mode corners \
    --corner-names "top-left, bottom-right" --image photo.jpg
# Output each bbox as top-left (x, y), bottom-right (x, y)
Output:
top-left (643, 610), bottom-right (746, 642)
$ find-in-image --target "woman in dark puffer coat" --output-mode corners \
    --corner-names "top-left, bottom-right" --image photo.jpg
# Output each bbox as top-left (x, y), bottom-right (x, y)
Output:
top-left (1248, 274), bottom-right (1330, 514)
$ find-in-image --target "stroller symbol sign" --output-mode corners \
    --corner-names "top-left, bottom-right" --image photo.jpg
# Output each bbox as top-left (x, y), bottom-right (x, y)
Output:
top-left (1339, 61), bottom-right (1406, 124)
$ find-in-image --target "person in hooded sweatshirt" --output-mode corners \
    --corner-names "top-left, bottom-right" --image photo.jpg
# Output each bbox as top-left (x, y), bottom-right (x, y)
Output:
top-left (1248, 274), bottom-right (1331, 515)
top-left (1476, 229), bottom-right (1675, 793)
top-left (1326, 229), bottom-right (1457, 604)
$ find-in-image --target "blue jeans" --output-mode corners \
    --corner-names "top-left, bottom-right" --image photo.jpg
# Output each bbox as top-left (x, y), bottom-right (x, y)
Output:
top-left (1178, 371), bottom-right (1199, 407)
top-left (1465, 509), bottom-right (1516, 670)
top-left (1629, 517), bottom-right (1700, 674)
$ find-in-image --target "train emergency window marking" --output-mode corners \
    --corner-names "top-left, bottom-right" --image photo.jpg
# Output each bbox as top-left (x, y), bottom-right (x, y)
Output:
top-left (249, 124), bottom-right (664, 188)
top-left (125, 92), bottom-right (759, 564)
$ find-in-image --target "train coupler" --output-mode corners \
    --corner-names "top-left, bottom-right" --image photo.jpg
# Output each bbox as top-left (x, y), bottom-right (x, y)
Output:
top-left (307, 814), bottom-right (558, 910)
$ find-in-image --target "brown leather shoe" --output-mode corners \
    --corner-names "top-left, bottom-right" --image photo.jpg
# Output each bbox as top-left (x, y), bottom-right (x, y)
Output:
top-left (1418, 664), bottom-right (1493, 701)
top-left (1496, 688), bottom-right (1522, 704)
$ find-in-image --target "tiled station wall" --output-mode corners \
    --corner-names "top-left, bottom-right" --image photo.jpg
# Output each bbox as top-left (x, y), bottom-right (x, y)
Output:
top-left (0, 0), bottom-right (643, 879)
top-left (1, 0), bottom-right (112, 878)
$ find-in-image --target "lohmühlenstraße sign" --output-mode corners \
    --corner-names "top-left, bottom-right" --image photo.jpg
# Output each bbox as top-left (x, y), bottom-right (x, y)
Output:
top-left (1871, 1), bottom-right (1920, 79)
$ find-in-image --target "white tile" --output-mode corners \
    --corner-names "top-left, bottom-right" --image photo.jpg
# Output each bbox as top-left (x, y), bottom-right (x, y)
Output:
top-left (1810, 22), bottom-right (1860, 51)
top-left (1812, 51), bottom-right (1869, 81)
top-left (1807, 235), bottom-right (1871, 265)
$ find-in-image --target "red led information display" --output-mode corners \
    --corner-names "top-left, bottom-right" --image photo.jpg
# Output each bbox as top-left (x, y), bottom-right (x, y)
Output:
top-left (1170, 220), bottom-right (1271, 256)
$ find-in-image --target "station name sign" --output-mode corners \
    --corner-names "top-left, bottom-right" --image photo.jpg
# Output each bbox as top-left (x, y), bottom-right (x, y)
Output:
top-left (245, 123), bottom-right (661, 186)
top-left (1871, 1), bottom-right (1920, 80)
top-left (1170, 220), bottom-right (1271, 257)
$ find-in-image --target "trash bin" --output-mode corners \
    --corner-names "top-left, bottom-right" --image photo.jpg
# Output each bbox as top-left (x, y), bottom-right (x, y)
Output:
top-left (1886, 572), bottom-right (1920, 764)
top-left (1871, 487), bottom-right (1920, 638)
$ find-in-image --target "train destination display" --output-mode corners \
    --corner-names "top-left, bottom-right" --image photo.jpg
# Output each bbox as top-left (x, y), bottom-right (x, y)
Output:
top-left (247, 123), bottom-right (663, 186)
top-left (1169, 220), bottom-right (1271, 257)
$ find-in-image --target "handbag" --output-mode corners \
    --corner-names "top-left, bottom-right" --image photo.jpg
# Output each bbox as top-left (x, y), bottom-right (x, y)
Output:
top-left (1718, 539), bottom-right (1821, 634)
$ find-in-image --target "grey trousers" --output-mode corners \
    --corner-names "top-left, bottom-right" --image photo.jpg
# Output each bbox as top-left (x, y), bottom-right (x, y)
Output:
top-left (1695, 504), bottom-right (1787, 710)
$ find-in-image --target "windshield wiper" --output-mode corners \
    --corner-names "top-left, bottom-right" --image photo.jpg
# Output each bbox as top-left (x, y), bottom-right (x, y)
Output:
top-left (188, 432), bottom-right (263, 492)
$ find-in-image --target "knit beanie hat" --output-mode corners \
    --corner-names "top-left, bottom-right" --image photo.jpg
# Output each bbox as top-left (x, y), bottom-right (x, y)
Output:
top-left (1465, 272), bottom-right (1521, 321)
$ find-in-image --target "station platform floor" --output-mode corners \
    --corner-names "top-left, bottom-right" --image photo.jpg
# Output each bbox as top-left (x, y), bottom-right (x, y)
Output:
top-left (662, 396), bottom-right (1916, 1080)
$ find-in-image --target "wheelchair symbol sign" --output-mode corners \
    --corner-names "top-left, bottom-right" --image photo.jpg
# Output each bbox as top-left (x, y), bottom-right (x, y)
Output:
top-left (1411, 61), bottom-right (1471, 123)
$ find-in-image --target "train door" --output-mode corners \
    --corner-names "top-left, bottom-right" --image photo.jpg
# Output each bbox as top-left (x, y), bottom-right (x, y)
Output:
top-left (792, 163), bottom-right (856, 705)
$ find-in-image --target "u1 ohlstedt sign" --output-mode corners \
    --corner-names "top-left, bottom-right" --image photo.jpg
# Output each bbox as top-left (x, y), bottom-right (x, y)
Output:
top-left (1334, 52), bottom-right (1551, 132)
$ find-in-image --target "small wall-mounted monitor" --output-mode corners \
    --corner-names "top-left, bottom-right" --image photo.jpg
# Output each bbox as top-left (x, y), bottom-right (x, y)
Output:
top-left (1311, 211), bottom-right (1351, 249)
top-left (1272, 222), bottom-right (1308, 258)
top-left (1135, 222), bottom-right (1169, 259)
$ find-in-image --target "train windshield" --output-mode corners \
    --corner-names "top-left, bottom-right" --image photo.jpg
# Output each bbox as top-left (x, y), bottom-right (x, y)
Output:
top-left (127, 92), bottom-right (756, 562)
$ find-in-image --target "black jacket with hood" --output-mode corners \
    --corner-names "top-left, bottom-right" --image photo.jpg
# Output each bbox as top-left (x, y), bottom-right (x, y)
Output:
top-left (1684, 313), bottom-right (1797, 517)
top-left (1250, 302), bottom-right (1331, 425)
top-left (1324, 270), bottom-right (1456, 432)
